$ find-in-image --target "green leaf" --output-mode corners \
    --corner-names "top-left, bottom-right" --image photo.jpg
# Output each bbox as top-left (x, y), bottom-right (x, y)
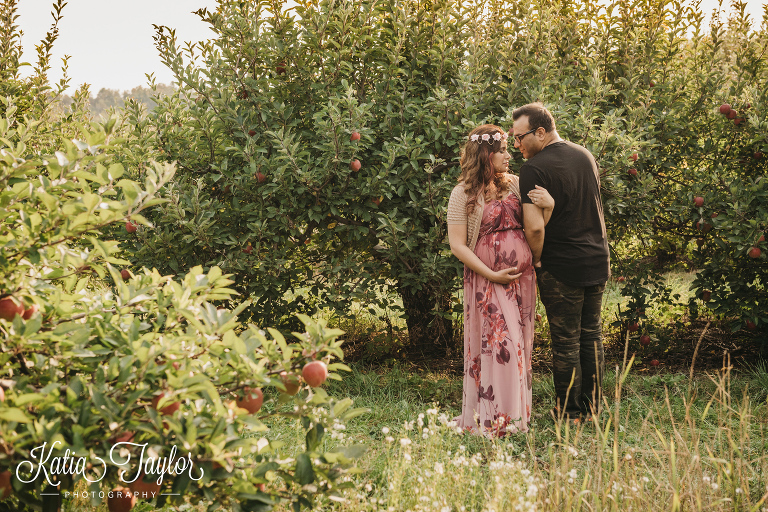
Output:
top-left (294, 453), bottom-right (315, 485)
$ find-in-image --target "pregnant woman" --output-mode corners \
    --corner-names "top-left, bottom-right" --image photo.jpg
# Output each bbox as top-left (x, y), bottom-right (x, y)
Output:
top-left (447, 124), bottom-right (553, 436)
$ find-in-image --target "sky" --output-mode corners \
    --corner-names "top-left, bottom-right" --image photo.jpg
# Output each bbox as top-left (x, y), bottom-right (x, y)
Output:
top-left (15, 0), bottom-right (767, 94)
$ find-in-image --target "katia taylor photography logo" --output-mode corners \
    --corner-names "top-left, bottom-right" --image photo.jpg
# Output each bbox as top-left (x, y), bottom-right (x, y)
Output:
top-left (15, 440), bottom-right (204, 497)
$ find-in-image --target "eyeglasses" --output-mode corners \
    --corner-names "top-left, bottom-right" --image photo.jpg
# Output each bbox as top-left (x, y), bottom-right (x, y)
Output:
top-left (512, 128), bottom-right (537, 143)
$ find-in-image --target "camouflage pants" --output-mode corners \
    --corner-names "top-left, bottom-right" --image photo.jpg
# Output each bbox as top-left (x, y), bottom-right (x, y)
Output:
top-left (536, 269), bottom-right (606, 418)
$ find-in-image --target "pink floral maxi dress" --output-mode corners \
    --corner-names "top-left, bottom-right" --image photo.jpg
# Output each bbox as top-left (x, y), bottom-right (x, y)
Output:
top-left (456, 193), bottom-right (536, 436)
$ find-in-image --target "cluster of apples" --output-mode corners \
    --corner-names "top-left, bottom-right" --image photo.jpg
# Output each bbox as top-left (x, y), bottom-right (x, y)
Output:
top-left (0, 296), bottom-right (38, 322)
top-left (718, 103), bottom-right (746, 127)
top-left (627, 152), bottom-right (639, 178)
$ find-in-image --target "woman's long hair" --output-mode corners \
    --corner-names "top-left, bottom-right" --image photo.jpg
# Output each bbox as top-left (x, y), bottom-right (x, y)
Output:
top-left (458, 124), bottom-right (513, 216)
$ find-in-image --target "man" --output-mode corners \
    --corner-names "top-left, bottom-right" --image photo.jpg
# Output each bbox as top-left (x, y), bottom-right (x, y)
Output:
top-left (511, 103), bottom-right (610, 422)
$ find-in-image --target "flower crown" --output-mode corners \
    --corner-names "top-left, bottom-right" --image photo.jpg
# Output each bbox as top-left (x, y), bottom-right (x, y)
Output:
top-left (469, 132), bottom-right (508, 144)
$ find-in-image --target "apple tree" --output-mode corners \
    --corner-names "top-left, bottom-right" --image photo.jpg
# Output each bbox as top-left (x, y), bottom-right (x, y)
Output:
top-left (117, 0), bottom-right (519, 355)
top-left (0, 105), bottom-right (365, 511)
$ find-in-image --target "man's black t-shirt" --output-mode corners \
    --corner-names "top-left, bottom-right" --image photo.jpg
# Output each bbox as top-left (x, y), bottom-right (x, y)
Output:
top-left (519, 141), bottom-right (610, 287)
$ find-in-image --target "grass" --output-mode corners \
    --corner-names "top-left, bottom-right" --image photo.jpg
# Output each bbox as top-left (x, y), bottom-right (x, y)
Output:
top-left (294, 360), bottom-right (768, 511)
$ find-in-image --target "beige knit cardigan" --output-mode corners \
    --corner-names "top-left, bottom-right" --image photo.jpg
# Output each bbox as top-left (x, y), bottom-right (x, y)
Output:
top-left (447, 175), bottom-right (521, 252)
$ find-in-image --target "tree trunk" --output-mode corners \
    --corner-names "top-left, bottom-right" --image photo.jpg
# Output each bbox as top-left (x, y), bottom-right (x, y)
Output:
top-left (397, 285), bottom-right (454, 359)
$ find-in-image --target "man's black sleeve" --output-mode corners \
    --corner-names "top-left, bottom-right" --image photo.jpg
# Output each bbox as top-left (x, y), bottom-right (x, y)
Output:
top-left (518, 163), bottom-right (542, 204)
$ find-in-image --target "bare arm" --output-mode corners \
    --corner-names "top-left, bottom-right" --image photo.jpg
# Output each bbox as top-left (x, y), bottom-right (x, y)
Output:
top-left (527, 185), bottom-right (554, 225)
top-left (523, 203), bottom-right (546, 265)
top-left (448, 223), bottom-right (522, 284)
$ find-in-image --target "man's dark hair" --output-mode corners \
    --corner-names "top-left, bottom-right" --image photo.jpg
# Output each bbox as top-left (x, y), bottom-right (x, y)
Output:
top-left (512, 102), bottom-right (556, 133)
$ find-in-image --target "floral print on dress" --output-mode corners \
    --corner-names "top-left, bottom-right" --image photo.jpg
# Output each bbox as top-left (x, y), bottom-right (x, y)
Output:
top-left (455, 193), bottom-right (536, 437)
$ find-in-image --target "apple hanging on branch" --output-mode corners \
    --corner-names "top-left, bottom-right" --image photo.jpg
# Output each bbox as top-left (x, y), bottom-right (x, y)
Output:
top-left (235, 387), bottom-right (264, 414)
top-left (0, 296), bottom-right (24, 321)
top-left (302, 361), bottom-right (328, 387)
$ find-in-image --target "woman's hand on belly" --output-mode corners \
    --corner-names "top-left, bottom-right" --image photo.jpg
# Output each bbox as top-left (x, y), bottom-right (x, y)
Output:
top-left (488, 267), bottom-right (523, 284)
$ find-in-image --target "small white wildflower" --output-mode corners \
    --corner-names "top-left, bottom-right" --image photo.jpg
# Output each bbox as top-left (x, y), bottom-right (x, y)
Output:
top-left (470, 479), bottom-right (477, 487)
top-left (711, 483), bottom-right (719, 491)
top-left (568, 446), bottom-right (578, 457)
top-left (400, 438), bottom-right (412, 447)
top-left (403, 453), bottom-right (411, 461)
top-left (385, 436), bottom-right (394, 443)
top-left (382, 427), bottom-right (390, 434)
top-left (624, 453), bottom-right (632, 461)
top-left (365, 483), bottom-right (372, 492)
top-left (736, 488), bottom-right (743, 494)
top-left (642, 476), bottom-right (650, 483)
top-left (422, 433), bottom-right (428, 439)
top-left (434, 462), bottom-right (444, 475)
top-left (703, 476), bottom-right (711, 484)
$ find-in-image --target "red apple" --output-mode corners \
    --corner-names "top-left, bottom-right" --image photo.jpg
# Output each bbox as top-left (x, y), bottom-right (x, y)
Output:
top-left (719, 103), bottom-right (731, 115)
top-left (350, 159), bottom-right (361, 172)
top-left (276, 61), bottom-right (287, 74)
top-left (759, 235), bottom-right (765, 243)
top-left (0, 296), bottom-right (24, 321)
top-left (734, 117), bottom-right (744, 126)
top-left (235, 387), bottom-right (264, 414)
top-left (279, 371), bottom-right (301, 395)
top-left (129, 473), bottom-right (161, 496)
top-left (107, 486), bottom-right (136, 512)
top-left (350, 131), bottom-right (361, 142)
top-left (125, 221), bottom-right (138, 233)
top-left (694, 196), bottom-right (704, 207)
top-left (248, 130), bottom-right (257, 137)
top-left (302, 361), bottom-right (328, 387)
top-left (628, 168), bottom-right (637, 177)
top-left (120, 269), bottom-right (131, 280)
top-left (701, 290), bottom-right (711, 302)
top-left (256, 172), bottom-right (267, 183)
top-left (0, 470), bottom-right (11, 499)
top-left (238, 89), bottom-right (248, 99)
top-left (243, 245), bottom-right (253, 254)
top-left (617, 276), bottom-right (626, 283)
top-left (113, 431), bottom-right (135, 443)
top-left (631, 153), bottom-right (638, 162)
top-left (649, 80), bottom-right (655, 87)
top-left (650, 359), bottom-right (660, 367)
top-left (745, 320), bottom-right (757, 331)
top-left (627, 322), bottom-right (639, 333)
top-left (535, 313), bottom-right (542, 322)
top-left (372, 197), bottom-right (382, 206)
top-left (152, 393), bottom-right (180, 416)
top-left (710, 212), bottom-right (719, 219)
top-left (754, 152), bottom-right (764, 160)
top-left (726, 109), bottom-right (737, 119)
top-left (21, 304), bottom-right (38, 320)
top-left (639, 335), bottom-right (651, 346)
top-left (696, 221), bottom-right (712, 233)
top-left (748, 247), bottom-right (761, 259)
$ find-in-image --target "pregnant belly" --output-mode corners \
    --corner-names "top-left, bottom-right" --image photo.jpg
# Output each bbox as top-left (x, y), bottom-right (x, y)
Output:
top-left (475, 228), bottom-right (532, 274)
